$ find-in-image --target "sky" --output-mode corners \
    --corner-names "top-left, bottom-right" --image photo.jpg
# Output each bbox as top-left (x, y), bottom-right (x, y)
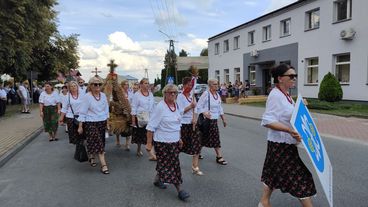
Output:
top-left (56, 0), bottom-right (297, 82)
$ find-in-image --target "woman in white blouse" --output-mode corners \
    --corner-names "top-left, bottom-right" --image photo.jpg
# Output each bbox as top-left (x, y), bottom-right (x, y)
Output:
top-left (146, 84), bottom-right (190, 201)
top-left (39, 82), bottom-right (61, 141)
top-left (259, 64), bottom-right (316, 207)
top-left (131, 78), bottom-right (156, 160)
top-left (59, 81), bottom-right (85, 145)
top-left (195, 78), bottom-right (228, 165)
top-left (77, 76), bottom-right (110, 174)
top-left (177, 77), bottom-right (203, 175)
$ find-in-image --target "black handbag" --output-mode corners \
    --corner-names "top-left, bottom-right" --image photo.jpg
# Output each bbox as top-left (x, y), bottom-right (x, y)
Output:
top-left (69, 94), bottom-right (79, 126)
top-left (197, 91), bottom-right (210, 134)
top-left (74, 140), bottom-right (88, 162)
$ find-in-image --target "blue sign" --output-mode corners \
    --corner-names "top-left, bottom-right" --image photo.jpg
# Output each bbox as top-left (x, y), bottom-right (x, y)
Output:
top-left (167, 76), bottom-right (174, 84)
top-left (292, 98), bottom-right (325, 172)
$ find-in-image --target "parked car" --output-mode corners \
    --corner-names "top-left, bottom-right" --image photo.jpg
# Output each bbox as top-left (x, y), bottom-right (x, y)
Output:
top-left (194, 84), bottom-right (208, 101)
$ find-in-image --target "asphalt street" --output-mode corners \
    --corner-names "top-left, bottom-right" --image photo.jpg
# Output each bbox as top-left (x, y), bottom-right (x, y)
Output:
top-left (0, 115), bottom-right (367, 207)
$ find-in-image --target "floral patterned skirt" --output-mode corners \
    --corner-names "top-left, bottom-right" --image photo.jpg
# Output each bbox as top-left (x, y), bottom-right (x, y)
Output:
top-left (43, 106), bottom-right (58, 134)
top-left (66, 117), bottom-right (84, 144)
top-left (154, 141), bottom-right (182, 185)
top-left (180, 124), bottom-right (201, 155)
top-left (200, 119), bottom-right (221, 148)
top-left (261, 141), bottom-right (317, 198)
top-left (84, 121), bottom-right (107, 154)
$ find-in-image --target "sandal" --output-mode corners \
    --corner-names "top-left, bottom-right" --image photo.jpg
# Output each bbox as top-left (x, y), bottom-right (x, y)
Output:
top-left (136, 151), bottom-right (143, 157)
top-left (216, 157), bottom-right (228, 165)
top-left (178, 190), bottom-right (190, 201)
top-left (199, 154), bottom-right (204, 159)
top-left (89, 158), bottom-right (97, 167)
top-left (153, 181), bottom-right (167, 189)
top-left (192, 166), bottom-right (204, 176)
top-left (100, 165), bottom-right (110, 174)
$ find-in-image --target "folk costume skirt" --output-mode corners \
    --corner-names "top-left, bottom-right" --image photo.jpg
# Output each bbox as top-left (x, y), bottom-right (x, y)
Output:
top-left (42, 105), bottom-right (58, 134)
top-left (154, 141), bottom-right (182, 185)
top-left (132, 117), bottom-right (147, 145)
top-left (66, 117), bottom-right (84, 144)
top-left (201, 119), bottom-right (221, 148)
top-left (261, 141), bottom-right (317, 198)
top-left (180, 124), bottom-right (201, 155)
top-left (84, 121), bottom-right (107, 154)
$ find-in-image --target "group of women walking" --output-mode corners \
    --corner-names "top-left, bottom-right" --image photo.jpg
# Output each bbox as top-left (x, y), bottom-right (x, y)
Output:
top-left (38, 63), bottom-right (317, 206)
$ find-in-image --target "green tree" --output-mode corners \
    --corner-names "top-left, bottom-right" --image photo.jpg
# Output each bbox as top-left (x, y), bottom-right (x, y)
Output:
top-left (163, 50), bottom-right (177, 85)
top-left (200, 48), bottom-right (208, 56)
top-left (179, 49), bottom-right (188, 57)
top-left (318, 72), bottom-right (343, 102)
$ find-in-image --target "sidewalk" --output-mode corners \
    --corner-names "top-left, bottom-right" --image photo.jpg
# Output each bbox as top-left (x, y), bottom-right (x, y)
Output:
top-left (1, 101), bottom-right (367, 167)
top-left (222, 103), bottom-right (368, 144)
top-left (0, 107), bottom-right (43, 166)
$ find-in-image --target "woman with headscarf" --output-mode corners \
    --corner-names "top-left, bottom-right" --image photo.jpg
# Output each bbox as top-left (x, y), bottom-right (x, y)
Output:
top-left (258, 64), bottom-right (316, 207)
top-left (77, 76), bottom-right (110, 174)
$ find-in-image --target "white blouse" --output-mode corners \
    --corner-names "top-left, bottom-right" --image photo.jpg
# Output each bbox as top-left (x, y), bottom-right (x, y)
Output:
top-left (146, 100), bottom-right (182, 143)
top-left (61, 93), bottom-right (85, 118)
top-left (261, 88), bottom-right (296, 144)
top-left (77, 92), bottom-right (109, 122)
top-left (130, 91), bottom-right (155, 116)
top-left (177, 93), bottom-right (194, 124)
top-left (39, 91), bottom-right (60, 106)
top-left (195, 90), bottom-right (224, 120)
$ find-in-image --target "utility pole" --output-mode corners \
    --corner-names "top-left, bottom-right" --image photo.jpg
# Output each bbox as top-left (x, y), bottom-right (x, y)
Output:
top-left (144, 68), bottom-right (149, 80)
top-left (159, 30), bottom-right (177, 85)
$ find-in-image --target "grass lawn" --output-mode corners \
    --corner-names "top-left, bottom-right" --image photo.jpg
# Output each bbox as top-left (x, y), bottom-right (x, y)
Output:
top-left (245, 99), bottom-right (368, 118)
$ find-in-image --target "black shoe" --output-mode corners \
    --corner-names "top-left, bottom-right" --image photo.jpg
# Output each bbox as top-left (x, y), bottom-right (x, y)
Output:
top-left (153, 181), bottom-right (167, 189)
top-left (199, 154), bottom-right (204, 159)
top-left (178, 190), bottom-right (190, 201)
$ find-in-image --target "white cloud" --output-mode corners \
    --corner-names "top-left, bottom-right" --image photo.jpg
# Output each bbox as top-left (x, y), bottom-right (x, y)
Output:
top-left (108, 32), bottom-right (142, 52)
top-left (80, 45), bottom-right (98, 60)
top-left (243, 0), bottom-right (258, 6)
top-left (264, 0), bottom-right (298, 13)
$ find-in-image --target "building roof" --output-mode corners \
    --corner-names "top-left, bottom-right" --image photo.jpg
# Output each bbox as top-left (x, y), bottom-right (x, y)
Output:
top-left (208, 0), bottom-right (310, 41)
top-left (177, 56), bottom-right (209, 71)
top-left (117, 74), bottom-right (138, 82)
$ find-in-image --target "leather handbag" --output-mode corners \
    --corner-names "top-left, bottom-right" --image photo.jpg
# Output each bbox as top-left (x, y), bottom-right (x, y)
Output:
top-left (197, 91), bottom-right (210, 133)
top-left (74, 140), bottom-right (88, 162)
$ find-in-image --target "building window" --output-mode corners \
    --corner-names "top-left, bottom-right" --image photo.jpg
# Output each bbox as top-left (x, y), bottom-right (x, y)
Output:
top-left (234, 68), bottom-right (240, 83)
top-left (262, 25), bottom-right (271, 42)
top-left (335, 53), bottom-right (350, 83)
top-left (280, 18), bottom-right (291, 37)
top-left (248, 31), bottom-right (255, 46)
top-left (249, 66), bottom-right (256, 85)
top-left (306, 8), bottom-right (320, 30)
top-left (233, 36), bottom-right (240, 50)
top-left (224, 69), bottom-right (230, 83)
top-left (215, 70), bottom-right (220, 83)
top-left (214, 43), bottom-right (219, 55)
top-left (223, 40), bottom-right (229, 53)
top-left (334, 0), bottom-right (352, 22)
top-left (306, 57), bottom-right (319, 84)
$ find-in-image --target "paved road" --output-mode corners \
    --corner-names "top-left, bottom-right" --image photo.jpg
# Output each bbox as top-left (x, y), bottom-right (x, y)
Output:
top-left (0, 116), bottom-right (367, 207)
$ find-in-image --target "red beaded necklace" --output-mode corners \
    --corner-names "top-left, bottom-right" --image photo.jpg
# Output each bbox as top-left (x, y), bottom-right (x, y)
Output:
top-left (164, 99), bottom-right (176, 112)
top-left (211, 91), bottom-right (218, 100)
top-left (276, 85), bottom-right (293, 104)
top-left (71, 91), bottom-right (79, 100)
top-left (92, 92), bottom-right (101, 101)
top-left (184, 93), bottom-right (192, 103)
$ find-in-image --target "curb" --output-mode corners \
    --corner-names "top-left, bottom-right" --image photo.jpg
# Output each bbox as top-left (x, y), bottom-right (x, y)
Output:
top-left (225, 112), bottom-right (368, 145)
top-left (0, 127), bottom-right (43, 168)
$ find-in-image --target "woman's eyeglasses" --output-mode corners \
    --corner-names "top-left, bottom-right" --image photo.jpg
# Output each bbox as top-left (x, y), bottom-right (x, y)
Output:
top-left (281, 74), bottom-right (298, 79)
top-left (93, 83), bottom-right (102, 87)
top-left (165, 91), bottom-right (178, 95)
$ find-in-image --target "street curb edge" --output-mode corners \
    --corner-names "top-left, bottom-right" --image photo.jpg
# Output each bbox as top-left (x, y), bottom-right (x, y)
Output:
top-left (0, 127), bottom-right (43, 168)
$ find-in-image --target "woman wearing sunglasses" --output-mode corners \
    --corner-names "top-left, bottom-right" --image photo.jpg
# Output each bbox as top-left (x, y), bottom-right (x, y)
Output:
top-left (259, 64), bottom-right (316, 207)
top-left (77, 76), bottom-right (110, 174)
top-left (146, 84), bottom-right (190, 201)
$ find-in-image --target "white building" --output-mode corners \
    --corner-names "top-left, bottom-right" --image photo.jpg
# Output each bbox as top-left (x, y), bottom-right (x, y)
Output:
top-left (208, 0), bottom-right (368, 101)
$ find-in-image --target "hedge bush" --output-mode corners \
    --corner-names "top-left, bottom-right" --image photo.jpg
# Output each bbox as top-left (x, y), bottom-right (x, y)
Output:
top-left (318, 72), bottom-right (343, 102)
